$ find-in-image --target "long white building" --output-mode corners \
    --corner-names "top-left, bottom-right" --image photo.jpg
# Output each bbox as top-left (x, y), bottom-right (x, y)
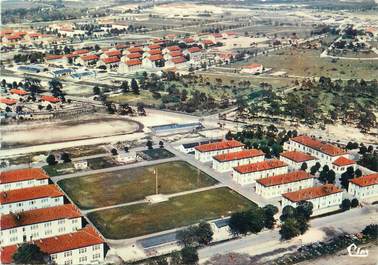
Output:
top-left (232, 159), bottom-right (288, 185)
top-left (0, 204), bottom-right (82, 247)
top-left (348, 173), bottom-right (378, 202)
top-left (1, 226), bottom-right (105, 265)
top-left (194, 140), bottom-right (244, 162)
top-left (282, 184), bottom-right (343, 216)
top-left (284, 135), bottom-right (348, 165)
top-left (279, 151), bottom-right (318, 171)
top-left (331, 156), bottom-right (357, 174)
top-left (0, 185), bottom-right (64, 214)
top-left (212, 149), bottom-right (265, 172)
top-left (1, 168), bottom-right (49, 192)
top-left (255, 171), bottom-right (315, 198)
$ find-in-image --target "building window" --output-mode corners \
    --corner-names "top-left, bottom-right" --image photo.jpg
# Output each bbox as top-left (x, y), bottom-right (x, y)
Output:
top-left (64, 251), bottom-right (72, 257)
top-left (79, 248), bottom-right (87, 254)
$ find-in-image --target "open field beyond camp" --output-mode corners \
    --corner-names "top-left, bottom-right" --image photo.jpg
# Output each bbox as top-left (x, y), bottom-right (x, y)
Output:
top-left (58, 161), bottom-right (218, 209)
top-left (87, 187), bottom-right (256, 239)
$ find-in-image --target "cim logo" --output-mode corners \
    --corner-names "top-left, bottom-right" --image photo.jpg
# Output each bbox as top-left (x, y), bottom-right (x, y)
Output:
top-left (347, 243), bottom-right (368, 258)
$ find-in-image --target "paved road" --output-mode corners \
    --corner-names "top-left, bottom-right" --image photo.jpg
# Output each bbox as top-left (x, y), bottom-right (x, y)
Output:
top-left (198, 205), bottom-right (378, 262)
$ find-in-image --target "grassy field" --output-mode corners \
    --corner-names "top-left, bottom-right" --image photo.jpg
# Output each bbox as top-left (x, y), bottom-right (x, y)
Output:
top-left (87, 187), bottom-right (256, 239)
top-left (58, 161), bottom-right (218, 209)
top-left (109, 90), bottom-right (160, 106)
top-left (42, 163), bottom-right (75, 177)
top-left (140, 148), bottom-right (175, 160)
top-left (87, 156), bottom-right (120, 170)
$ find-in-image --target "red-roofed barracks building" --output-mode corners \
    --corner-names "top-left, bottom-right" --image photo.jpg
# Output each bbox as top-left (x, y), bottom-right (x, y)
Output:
top-left (279, 150), bottom-right (318, 171)
top-left (194, 140), bottom-right (244, 162)
top-left (332, 156), bottom-right (356, 174)
top-left (232, 159), bottom-right (288, 185)
top-left (255, 170), bottom-right (314, 198)
top-left (348, 173), bottom-right (378, 202)
top-left (0, 204), bottom-right (82, 247)
top-left (282, 184), bottom-right (343, 216)
top-left (1, 226), bottom-right (105, 265)
top-left (212, 149), bottom-right (265, 172)
top-left (1, 168), bottom-right (49, 192)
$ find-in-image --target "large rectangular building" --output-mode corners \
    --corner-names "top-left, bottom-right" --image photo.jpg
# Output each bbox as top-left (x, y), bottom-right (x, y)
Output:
top-left (0, 185), bottom-right (64, 214)
top-left (194, 140), bottom-right (244, 162)
top-left (1, 204), bottom-right (82, 247)
top-left (232, 159), bottom-right (288, 185)
top-left (212, 149), bottom-right (265, 172)
top-left (1, 226), bottom-right (105, 265)
top-left (1, 168), bottom-right (49, 192)
top-left (256, 171), bottom-right (314, 198)
top-left (348, 173), bottom-right (378, 202)
top-left (284, 135), bottom-right (347, 165)
top-left (282, 184), bottom-right (343, 216)
top-left (279, 151), bottom-right (318, 171)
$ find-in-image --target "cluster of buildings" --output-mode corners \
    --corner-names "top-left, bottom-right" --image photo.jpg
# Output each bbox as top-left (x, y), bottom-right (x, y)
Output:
top-left (193, 135), bottom-right (377, 216)
top-left (0, 168), bottom-right (106, 264)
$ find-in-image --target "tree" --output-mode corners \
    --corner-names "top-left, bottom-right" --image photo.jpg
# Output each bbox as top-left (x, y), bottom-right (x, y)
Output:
top-left (354, 168), bottom-right (362, 177)
top-left (120, 81), bottom-right (129, 93)
top-left (310, 165), bottom-right (318, 175)
top-left (279, 218), bottom-right (301, 240)
top-left (60, 152), bottom-right (71, 163)
top-left (46, 104), bottom-right (52, 111)
top-left (229, 211), bottom-right (250, 235)
top-left (159, 141), bottom-right (164, 148)
top-left (229, 208), bottom-right (265, 235)
top-left (146, 140), bottom-right (153, 150)
top-left (131, 78), bottom-right (140, 95)
top-left (12, 243), bottom-right (46, 264)
top-left (196, 222), bottom-right (213, 245)
top-left (296, 201), bottom-right (313, 221)
top-left (124, 146), bottom-right (129, 153)
top-left (351, 198), bottom-right (359, 208)
top-left (263, 204), bottom-right (278, 229)
top-left (225, 131), bottom-right (233, 140)
top-left (362, 224), bottom-right (378, 239)
top-left (46, 154), bottom-right (57, 166)
top-left (280, 205), bottom-right (296, 222)
top-left (326, 170), bottom-right (336, 184)
top-left (93, 86), bottom-right (101, 95)
top-left (111, 148), bottom-right (118, 156)
top-left (181, 246), bottom-right (198, 265)
top-left (300, 162), bottom-right (308, 171)
top-left (341, 199), bottom-right (351, 211)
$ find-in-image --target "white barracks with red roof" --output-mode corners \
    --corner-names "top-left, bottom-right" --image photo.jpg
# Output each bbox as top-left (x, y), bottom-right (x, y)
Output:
top-left (256, 171), bottom-right (315, 199)
top-left (1, 168), bottom-right (49, 192)
top-left (212, 149), bottom-right (265, 172)
top-left (194, 140), bottom-right (244, 162)
top-left (282, 184), bottom-right (343, 216)
top-left (279, 151), bottom-right (318, 171)
top-left (348, 173), bottom-right (378, 202)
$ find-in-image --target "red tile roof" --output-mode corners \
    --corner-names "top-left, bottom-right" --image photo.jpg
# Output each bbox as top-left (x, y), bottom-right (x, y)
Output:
top-left (170, 51), bottom-right (183, 57)
top-left (171, 56), bottom-right (187, 64)
top-left (183, 38), bottom-right (195, 43)
top-left (1, 226), bottom-right (104, 263)
top-left (115, 44), bottom-right (128, 49)
top-left (29, 33), bottom-right (42, 38)
top-left (256, 170), bottom-right (313, 187)
top-left (214, 149), bottom-right (264, 162)
top-left (234, 159), bottom-right (287, 174)
top-left (127, 53), bottom-right (142, 59)
top-left (105, 50), bottom-right (121, 57)
top-left (45, 54), bottom-right (64, 60)
top-left (128, 47), bottom-right (143, 53)
top-left (148, 49), bottom-right (162, 55)
top-left (195, 140), bottom-right (244, 153)
top-left (243, 63), bottom-right (262, 69)
top-left (41, 95), bottom-right (61, 103)
top-left (102, 57), bottom-right (120, 64)
top-left (0, 98), bottom-right (17, 105)
top-left (187, 47), bottom-right (202, 53)
top-left (148, 44), bottom-right (160, 49)
top-left (349, 173), bottom-right (378, 187)
top-left (282, 184), bottom-right (342, 202)
top-left (149, 54), bottom-right (163, 61)
top-left (280, 151), bottom-right (316, 163)
top-left (202, 39), bottom-right (214, 45)
top-left (9, 89), bottom-right (28, 95)
top-left (291, 135), bottom-right (346, 156)
top-left (332, 156), bottom-right (355, 167)
top-left (72, 49), bottom-right (89, 55)
top-left (1, 168), bottom-right (49, 184)
top-left (212, 33), bottom-right (223, 38)
top-left (1, 204), bottom-right (81, 230)
top-left (166, 46), bottom-right (181, 52)
top-left (0, 185), bottom-right (64, 204)
top-left (126, 59), bottom-right (142, 66)
top-left (80, 54), bottom-right (99, 61)
top-left (152, 39), bottom-right (165, 44)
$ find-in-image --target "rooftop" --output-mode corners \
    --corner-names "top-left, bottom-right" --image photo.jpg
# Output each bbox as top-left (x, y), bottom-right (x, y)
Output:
top-left (195, 140), bottom-right (244, 153)
top-left (1, 168), bottom-right (49, 185)
top-left (280, 150), bottom-right (317, 163)
top-left (9, 89), bottom-right (28, 96)
top-left (282, 184), bottom-right (342, 202)
top-left (1, 204), bottom-right (81, 230)
top-left (102, 57), bottom-right (120, 64)
top-left (290, 135), bottom-right (346, 156)
top-left (80, 54), bottom-right (99, 61)
top-left (41, 95), bottom-right (61, 103)
top-left (332, 156), bottom-right (355, 167)
top-left (126, 59), bottom-right (142, 66)
top-left (234, 159), bottom-right (287, 174)
top-left (0, 184), bottom-right (64, 204)
top-left (256, 170), bottom-right (313, 187)
top-left (213, 149), bottom-right (264, 162)
top-left (349, 173), bottom-right (378, 187)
